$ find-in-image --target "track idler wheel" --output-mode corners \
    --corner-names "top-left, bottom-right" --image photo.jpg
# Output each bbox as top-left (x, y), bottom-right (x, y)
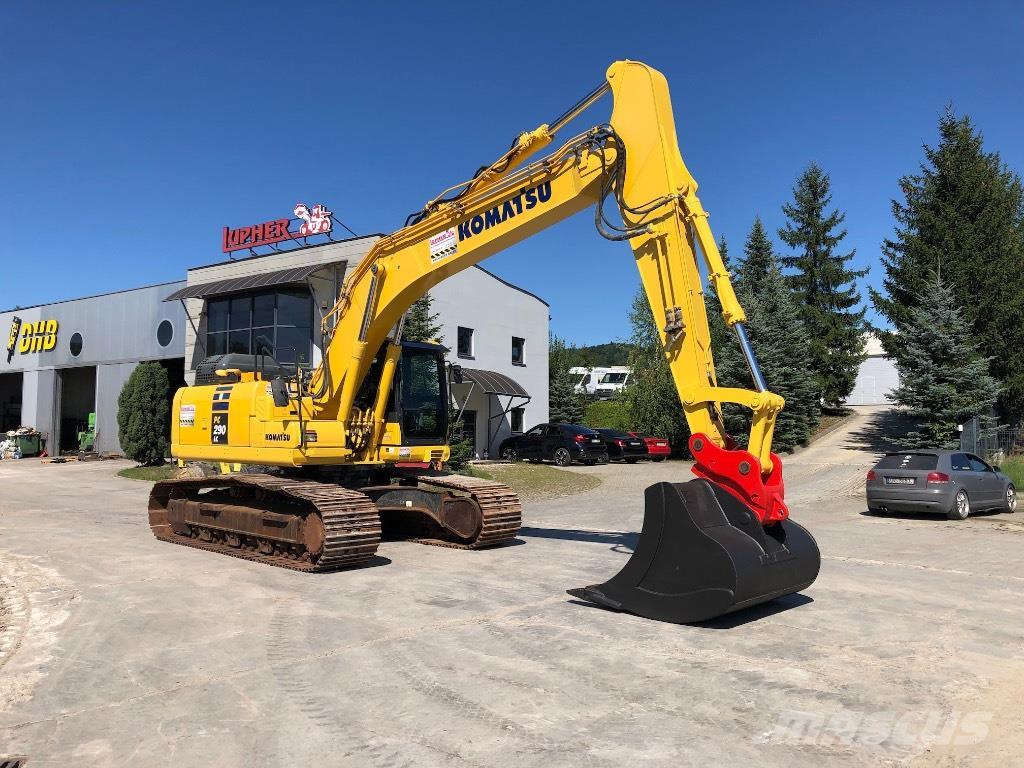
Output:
top-left (568, 479), bottom-right (820, 624)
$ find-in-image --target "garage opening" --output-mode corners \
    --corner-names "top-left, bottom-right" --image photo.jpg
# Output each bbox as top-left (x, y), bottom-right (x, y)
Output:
top-left (57, 366), bottom-right (97, 454)
top-left (0, 373), bottom-right (23, 433)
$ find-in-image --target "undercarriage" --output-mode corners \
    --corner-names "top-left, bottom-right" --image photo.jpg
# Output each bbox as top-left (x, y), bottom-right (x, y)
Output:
top-left (148, 469), bottom-right (522, 571)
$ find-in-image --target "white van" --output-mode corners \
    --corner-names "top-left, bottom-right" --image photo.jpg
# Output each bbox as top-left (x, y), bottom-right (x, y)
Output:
top-left (570, 366), bottom-right (609, 397)
top-left (594, 366), bottom-right (632, 399)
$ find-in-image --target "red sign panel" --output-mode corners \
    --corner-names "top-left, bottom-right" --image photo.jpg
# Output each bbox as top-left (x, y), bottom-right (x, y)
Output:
top-left (222, 203), bottom-right (333, 253)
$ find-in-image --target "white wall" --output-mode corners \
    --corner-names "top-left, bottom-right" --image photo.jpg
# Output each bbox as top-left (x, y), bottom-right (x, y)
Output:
top-left (431, 267), bottom-right (549, 456)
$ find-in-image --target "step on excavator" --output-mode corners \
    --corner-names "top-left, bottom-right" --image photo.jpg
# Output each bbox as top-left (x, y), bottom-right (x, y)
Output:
top-left (149, 60), bottom-right (820, 624)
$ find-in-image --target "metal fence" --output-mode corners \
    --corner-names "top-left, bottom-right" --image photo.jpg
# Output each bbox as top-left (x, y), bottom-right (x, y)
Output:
top-left (960, 416), bottom-right (1024, 461)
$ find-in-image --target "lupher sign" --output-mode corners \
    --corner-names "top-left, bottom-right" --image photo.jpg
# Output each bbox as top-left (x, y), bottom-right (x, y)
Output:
top-left (222, 202), bottom-right (333, 253)
top-left (5, 318), bottom-right (59, 359)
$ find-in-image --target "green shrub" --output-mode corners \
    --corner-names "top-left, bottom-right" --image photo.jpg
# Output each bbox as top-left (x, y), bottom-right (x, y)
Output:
top-left (118, 362), bottom-right (170, 466)
top-left (582, 398), bottom-right (631, 432)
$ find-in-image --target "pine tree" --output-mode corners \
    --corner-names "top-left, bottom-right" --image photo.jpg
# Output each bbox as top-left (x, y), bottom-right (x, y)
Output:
top-left (889, 275), bottom-right (1000, 449)
top-left (736, 216), bottom-right (775, 295)
top-left (624, 285), bottom-right (689, 452)
top-left (779, 163), bottom-right (868, 409)
top-left (704, 235), bottom-right (749, 439)
top-left (740, 265), bottom-right (820, 451)
top-left (402, 293), bottom-right (442, 343)
top-left (548, 334), bottom-right (584, 423)
top-left (118, 362), bottom-right (169, 465)
top-left (871, 110), bottom-right (1024, 425)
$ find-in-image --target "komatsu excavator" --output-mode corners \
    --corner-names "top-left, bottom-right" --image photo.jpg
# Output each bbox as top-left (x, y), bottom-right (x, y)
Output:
top-left (149, 60), bottom-right (820, 624)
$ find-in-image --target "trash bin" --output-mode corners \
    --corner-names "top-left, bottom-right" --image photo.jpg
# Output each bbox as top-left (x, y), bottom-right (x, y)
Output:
top-left (14, 433), bottom-right (41, 457)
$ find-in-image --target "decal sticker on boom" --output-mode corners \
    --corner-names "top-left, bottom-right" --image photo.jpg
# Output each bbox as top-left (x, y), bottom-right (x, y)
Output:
top-left (456, 181), bottom-right (551, 243)
top-left (428, 228), bottom-right (457, 262)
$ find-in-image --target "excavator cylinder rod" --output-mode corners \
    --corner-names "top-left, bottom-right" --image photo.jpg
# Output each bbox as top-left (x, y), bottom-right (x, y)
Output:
top-left (568, 480), bottom-right (820, 624)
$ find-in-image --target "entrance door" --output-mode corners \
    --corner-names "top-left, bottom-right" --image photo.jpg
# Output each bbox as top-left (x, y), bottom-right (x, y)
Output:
top-left (0, 373), bottom-right (23, 432)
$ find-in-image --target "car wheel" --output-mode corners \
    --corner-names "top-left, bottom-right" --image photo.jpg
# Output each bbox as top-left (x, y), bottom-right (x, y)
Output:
top-left (501, 446), bottom-right (518, 462)
top-left (1005, 484), bottom-right (1017, 513)
top-left (552, 447), bottom-right (572, 467)
top-left (948, 488), bottom-right (970, 521)
top-left (625, 458), bottom-right (638, 464)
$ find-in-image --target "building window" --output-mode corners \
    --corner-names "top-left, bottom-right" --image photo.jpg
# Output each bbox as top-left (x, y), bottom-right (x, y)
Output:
top-left (156, 320), bottom-right (174, 348)
top-left (457, 326), bottom-right (474, 359)
top-left (511, 336), bottom-right (525, 366)
top-left (205, 288), bottom-right (312, 365)
top-left (69, 332), bottom-right (83, 357)
top-left (510, 407), bottom-right (524, 433)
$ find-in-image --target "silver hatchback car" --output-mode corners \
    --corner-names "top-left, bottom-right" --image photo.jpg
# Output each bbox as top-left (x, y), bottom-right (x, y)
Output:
top-left (866, 450), bottom-right (1017, 521)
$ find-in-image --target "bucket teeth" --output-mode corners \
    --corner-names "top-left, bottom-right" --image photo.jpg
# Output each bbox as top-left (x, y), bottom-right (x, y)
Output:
top-left (569, 479), bottom-right (820, 624)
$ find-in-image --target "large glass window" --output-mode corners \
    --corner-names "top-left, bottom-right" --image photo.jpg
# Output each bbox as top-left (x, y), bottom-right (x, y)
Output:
top-left (205, 288), bottom-right (313, 366)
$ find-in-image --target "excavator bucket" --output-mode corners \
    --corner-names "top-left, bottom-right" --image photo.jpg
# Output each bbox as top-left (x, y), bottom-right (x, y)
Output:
top-left (568, 479), bottom-right (820, 624)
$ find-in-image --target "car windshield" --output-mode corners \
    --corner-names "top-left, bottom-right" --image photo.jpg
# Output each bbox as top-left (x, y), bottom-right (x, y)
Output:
top-left (599, 372), bottom-right (628, 384)
top-left (875, 453), bottom-right (938, 470)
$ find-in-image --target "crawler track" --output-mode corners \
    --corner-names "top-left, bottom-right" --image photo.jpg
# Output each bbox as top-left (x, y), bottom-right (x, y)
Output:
top-left (401, 472), bottom-right (522, 549)
top-left (148, 471), bottom-right (521, 571)
top-left (148, 475), bottom-right (381, 572)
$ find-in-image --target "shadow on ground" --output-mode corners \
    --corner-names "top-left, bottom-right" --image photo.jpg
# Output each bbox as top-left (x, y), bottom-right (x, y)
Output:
top-left (842, 408), bottom-right (918, 454)
top-left (518, 526), bottom-right (637, 554)
top-left (565, 592), bottom-right (814, 629)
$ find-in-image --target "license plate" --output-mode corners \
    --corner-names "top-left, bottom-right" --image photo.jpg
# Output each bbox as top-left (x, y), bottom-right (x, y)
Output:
top-left (885, 477), bottom-right (915, 485)
top-left (629, 441), bottom-right (641, 447)
top-left (590, 439), bottom-right (601, 443)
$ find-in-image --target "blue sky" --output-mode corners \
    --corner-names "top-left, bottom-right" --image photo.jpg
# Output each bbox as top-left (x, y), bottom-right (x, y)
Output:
top-left (2, 2), bottom-right (1022, 345)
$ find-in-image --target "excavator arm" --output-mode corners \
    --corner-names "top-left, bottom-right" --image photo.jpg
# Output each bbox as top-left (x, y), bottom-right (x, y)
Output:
top-left (312, 60), bottom-right (788, 524)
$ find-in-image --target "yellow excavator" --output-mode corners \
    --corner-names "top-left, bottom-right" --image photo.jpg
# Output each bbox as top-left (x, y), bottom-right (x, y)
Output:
top-left (149, 60), bottom-right (820, 624)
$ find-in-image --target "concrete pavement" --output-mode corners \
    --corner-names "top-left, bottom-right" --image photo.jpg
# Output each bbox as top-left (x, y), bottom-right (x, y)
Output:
top-left (0, 405), bottom-right (1022, 767)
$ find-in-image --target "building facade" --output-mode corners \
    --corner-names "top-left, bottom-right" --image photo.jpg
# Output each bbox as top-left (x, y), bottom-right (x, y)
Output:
top-left (1, 230), bottom-right (548, 458)
top-left (845, 334), bottom-right (900, 406)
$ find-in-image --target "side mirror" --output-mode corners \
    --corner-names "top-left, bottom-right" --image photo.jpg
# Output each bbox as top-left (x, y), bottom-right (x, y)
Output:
top-left (992, 465), bottom-right (1001, 472)
top-left (451, 364), bottom-right (464, 384)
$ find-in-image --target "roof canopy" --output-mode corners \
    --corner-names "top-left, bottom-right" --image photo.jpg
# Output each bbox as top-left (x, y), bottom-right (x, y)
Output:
top-left (163, 265), bottom-right (322, 302)
top-left (458, 367), bottom-right (529, 398)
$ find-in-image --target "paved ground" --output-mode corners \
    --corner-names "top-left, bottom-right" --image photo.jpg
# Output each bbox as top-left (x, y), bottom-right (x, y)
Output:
top-left (1, 405), bottom-right (1022, 767)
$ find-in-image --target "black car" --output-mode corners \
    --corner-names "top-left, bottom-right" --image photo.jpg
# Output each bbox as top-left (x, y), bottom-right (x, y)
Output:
top-left (595, 428), bottom-right (648, 463)
top-left (498, 423), bottom-right (609, 466)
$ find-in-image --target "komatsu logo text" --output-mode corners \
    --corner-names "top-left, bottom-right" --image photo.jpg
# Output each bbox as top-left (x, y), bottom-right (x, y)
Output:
top-left (264, 433), bottom-right (290, 442)
top-left (457, 182), bottom-right (552, 241)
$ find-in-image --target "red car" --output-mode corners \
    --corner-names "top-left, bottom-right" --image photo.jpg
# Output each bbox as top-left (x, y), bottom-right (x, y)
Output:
top-left (629, 432), bottom-right (670, 461)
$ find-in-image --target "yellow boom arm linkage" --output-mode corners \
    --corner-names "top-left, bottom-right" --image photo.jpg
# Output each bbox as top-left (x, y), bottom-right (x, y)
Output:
top-left (310, 60), bottom-right (783, 476)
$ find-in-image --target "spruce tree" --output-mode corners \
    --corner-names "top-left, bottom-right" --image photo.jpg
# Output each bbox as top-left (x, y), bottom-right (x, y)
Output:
top-left (739, 265), bottom-right (820, 451)
top-left (548, 334), bottom-right (583, 423)
top-left (779, 163), bottom-right (868, 409)
top-left (624, 285), bottom-right (688, 452)
top-left (704, 235), bottom-right (749, 439)
top-left (889, 275), bottom-right (1000, 449)
top-left (402, 293), bottom-right (442, 342)
top-left (736, 216), bottom-right (775, 295)
top-left (871, 110), bottom-right (1024, 424)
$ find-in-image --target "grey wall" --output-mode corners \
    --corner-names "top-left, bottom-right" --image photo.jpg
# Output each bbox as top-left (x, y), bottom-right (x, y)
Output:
top-left (0, 282), bottom-right (186, 454)
top-left (846, 355), bottom-right (899, 406)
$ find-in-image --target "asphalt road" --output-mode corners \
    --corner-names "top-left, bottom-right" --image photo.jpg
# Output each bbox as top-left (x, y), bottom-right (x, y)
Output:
top-left (1, 405), bottom-right (1022, 767)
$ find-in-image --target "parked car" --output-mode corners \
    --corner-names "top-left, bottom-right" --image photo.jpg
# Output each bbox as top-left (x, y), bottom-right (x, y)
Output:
top-left (594, 367), bottom-right (631, 399)
top-left (594, 428), bottom-right (648, 463)
top-left (629, 432), bottom-right (670, 462)
top-left (498, 423), bottom-right (608, 466)
top-left (865, 449), bottom-right (1017, 521)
